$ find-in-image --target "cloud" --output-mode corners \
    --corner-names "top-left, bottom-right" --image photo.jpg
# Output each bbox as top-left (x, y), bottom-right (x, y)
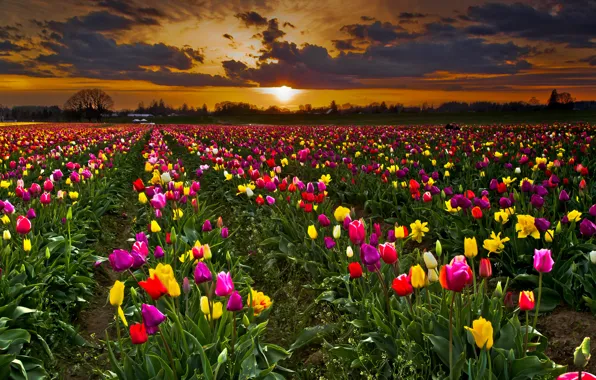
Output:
top-left (360, 16), bottom-right (375, 21)
top-left (332, 39), bottom-right (363, 51)
top-left (235, 11), bottom-right (268, 27)
top-left (223, 34), bottom-right (234, 40)
top-left (0, 40), bottom-right (28, 53)
top-left (261, 19), bottom-right (286, 46)
top-left (580, 55), bottom-right (596, 66)
top-left (466, 0), bottom-right (596, 48)
top-left (398, 12), bottom-right (427, 19)
top-left (340, 21), bottom-right (417, 44)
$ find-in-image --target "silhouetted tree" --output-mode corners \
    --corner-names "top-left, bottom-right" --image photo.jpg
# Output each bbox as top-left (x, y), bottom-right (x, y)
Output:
top-left (329, 100), bottom-right (338, 113)
top-left (64, 88), bottom-right (114, 121)
top-left (547, 89), bottom-right (559, 109)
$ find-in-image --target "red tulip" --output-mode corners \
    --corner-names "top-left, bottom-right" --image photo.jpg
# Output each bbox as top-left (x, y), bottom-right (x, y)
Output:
top-left (378, 243), bottom-right (398, 264)
top-left (479, 258), bottom-right (492, 278)
top-left (348, 262), bottom-right (363, 279)
top-left (348, 220), bottom-right (366, 245)
top-left (129, 323), bottom-right (148, 344)
top-left (16, 216), bottom-right (31, 235)
top-left (139, 276), bottom-right (167, 300)
top-left (422, 191), bottom-right (432, 203)
top-left (392, 274), bottom-right (413, 296)
top-left (471, 206), bottom-right (483, 219)
top-left (519, 290), bottom-right (535, 311)
top-left (132, 178), bottom-right (145, 192)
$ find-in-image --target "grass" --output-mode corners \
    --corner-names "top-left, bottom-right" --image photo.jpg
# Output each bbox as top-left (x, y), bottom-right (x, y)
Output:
top-left (106, 110), bottom-right (596, 126)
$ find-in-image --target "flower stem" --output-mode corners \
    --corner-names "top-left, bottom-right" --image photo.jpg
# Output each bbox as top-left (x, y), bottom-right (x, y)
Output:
top-left (449, 292), bottom-right (456, 380)
top-left (531, 272), bottom-right (543, 333)
top-left (524, 310), bottom-right (529, 356)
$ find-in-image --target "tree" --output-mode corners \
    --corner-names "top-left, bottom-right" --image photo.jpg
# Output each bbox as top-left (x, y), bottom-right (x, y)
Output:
top-left (547, 89), bottom-right (559, 109)
top-left (64, 89), bottom-right (114, 121)
top-left (528, 97), bottom-right (541, 106)
top-left (329, 100), bottom-right (338, 113)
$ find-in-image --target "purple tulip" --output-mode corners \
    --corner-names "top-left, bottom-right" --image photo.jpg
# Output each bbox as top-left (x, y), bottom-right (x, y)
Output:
top-left (534, 218), bottom-right (551, 233)
top-left (194, 262), bottom-right (213, 284)
top-left (360, 243), bottom-right (380, 267)
top-left (387, 229), bottom-right (396, 243)
top-left (533, 249), bottom-right (554, 273)
top-left (534, 185), bottom-right (548, 197)
top-left (559, 190), bottom-right (570, 202)
top-left (324, 237), bottom-right (336, 249)
top-left (221, 227), bottom-right (229, 239)
top-left (589, 204), bottom-right (596, 217)
top-left (3, 200), bottom-right (15, 214)
top-left (579, 219), bottom-right (596, 237)
top-left (530, 194), bottom-right (544, 209)
top-left (214, 272), bottom-right (234, 296)
top-left (499, 197), bottom-right (512, 209)
top-left (202, 220), bottom-right (212, 232)
top-left (141, 304), bottom-right (166, 327)
top-left (130, 250), bottom-right (147, 269)
top-left (265, 195), bottom-right (275, 205)
top-left (26, 208), bottom-right (36, 219)
top-left (150, 193), bottom-right (167, 209)
top-left (109, 249), bottom-right (134, 272)
top-left (318, 214), bottom-right (330, 227)
top-left (226, 291), bottom-right (244, 311)
top-left (154, 245), bottom-right (164, 259)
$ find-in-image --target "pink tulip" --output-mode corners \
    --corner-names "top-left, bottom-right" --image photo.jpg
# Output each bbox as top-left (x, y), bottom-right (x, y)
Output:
top-left (214, 272), bottom-right (234, 296)
top-left (349, 220), bottom-right (366, 245)
top-left (533, 249), bottom-right (554, 273)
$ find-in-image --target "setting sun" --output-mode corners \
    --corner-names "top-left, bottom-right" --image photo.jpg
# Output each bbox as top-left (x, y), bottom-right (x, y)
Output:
top-left (261, 86), bottom-right (301, 103)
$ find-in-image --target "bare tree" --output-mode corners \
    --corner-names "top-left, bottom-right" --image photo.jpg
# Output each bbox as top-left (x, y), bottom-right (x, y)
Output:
top-left (528, 97), bottom-right (541, 106)
top-left (64, 89), bottom-right (114, 121)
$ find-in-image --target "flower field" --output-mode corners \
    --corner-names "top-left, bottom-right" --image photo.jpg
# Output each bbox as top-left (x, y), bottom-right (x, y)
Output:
top-left (0, 122), bottom-right (594, 379)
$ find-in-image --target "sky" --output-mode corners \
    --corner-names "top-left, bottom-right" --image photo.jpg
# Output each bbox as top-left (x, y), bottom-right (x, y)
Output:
top-left (0, 0), bottom-right (595, 109)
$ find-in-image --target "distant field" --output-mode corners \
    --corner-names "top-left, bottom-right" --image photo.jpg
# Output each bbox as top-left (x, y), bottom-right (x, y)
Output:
top-left (106, 110), bottom-right (596, 125)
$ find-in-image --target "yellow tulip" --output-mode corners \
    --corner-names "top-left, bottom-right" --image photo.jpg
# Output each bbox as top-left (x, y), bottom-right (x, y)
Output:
top-left (167, 278), bottom-right (181, 297)
top-left (23, 238), bottom-right (31, 252)
top-left (410, 264), bottom-right (426, 288)
top-left (110, 280), bottom-right (125, 306)
top-left (150, 220), bottom-right (161, 233)
top-left (464, 237), bottom-right (478, 258)
top-left (545, 229), bottom-right (554, 243)
top-left (200, 296), bottom-right (223, 320)
top-left (567, 210), bottom-right (582, 223)
top-left (138, 192), bottom-right (148, 204)
top-left (465, 317), bottom-right (493, 350)
top-left (333, 206), bottom-right (351, 222)
top-left (117, 306), bottom-right (128, 326)
top-left (3, 230), bottom-right (10, 240)
top-left (308, 225), bottom-right (318, 239)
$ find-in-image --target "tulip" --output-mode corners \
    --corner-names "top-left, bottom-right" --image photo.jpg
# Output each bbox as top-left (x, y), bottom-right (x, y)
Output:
top-left (221, 227), bottom-right (229, 238)
top-left (109, 249), bottom-right (134, 272)
top-left (360, 243), bottom-right (380, 268)
top-left (154, 245), bottom-right (164, 259)
top-left (150, 193), bottom-right (166, 209)
top-left (532, 248), bottom-right (554, 333)
top-left (141, 304), bottom-right (166, 327)
top-left (318, 214), bottom-right (330, 227)
top-left (2, 230), bottom-right (10, 240)
top-left (465, 317), bottom-right (493, 350)
top-left (471, 206), bottom-right (483, 219)
top-left (193, 264), bottom-right (211, 287)
top-left (150, 220), bottom-right (161, 233)
top-left (226, 291), bottom-right (243, 311)
top-left (479, 258), bottom-right (492, 278)
top-left (139, 276), bottom-right (168, 300)
top-left (332, 225), bottom-right (341, 239)
top-left (557, 373), bottom-right (596, 380)
top-left (519, 290), bottom-right (535, 311)
top-left (379, 243), bottom-right (398, 264)
top-left (26, 208), bottom-right (36, 219)
top-left (16, 216), bottom-right (31, 235)
top-left (348, 262), bottom-right (362, 279)
top-left (349, 220), bottom-right (366, 245)
top-left (580, 219), bottom-right (596, 237)
top-left (559, 189), bottom-right (570, 202)
top-left (346, 246), bottom-right (354, 258)
top-left (182, 277), bottom-right (191, 295)
top-left (132, 178), bottom-right (145, 192)
top-left (394, 225), bottom-right (408, 239)
top-left (423, 251), bottom-right (438, 269)
top-left (215, 272), bottom-right (234, 297)
top-left (392, 274), bottom-right (413, 296)
top-left (307, 225), bottom-right (318, 239)
top-left (464, 237), bottom-right (478, 258)
top-left (439, 256), bottom-right (472, 292)
top-left (573, 337), bottom-right (591, 370)
top-left (23, 238), bottom-right (31, 252)
top-left (129, 323), bottom-right (148, 344)
top-left (40, 192), bottom-right (51, 205)
top-left (409, 265), bottom-right (426, 289)
top-left (110, 280), bottom-right (125, 306)
top-left (590, 251), bottom-right (596, 264)
top-left (333, 206), bottom-right (351, 222)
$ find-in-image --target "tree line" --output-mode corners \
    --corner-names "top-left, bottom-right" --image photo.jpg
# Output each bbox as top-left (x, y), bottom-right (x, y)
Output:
top-left (0, 88), bottom-right (591, 122)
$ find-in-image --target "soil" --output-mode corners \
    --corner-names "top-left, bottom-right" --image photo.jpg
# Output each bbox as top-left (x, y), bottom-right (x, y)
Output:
top-left (538, 306), bottom-right (596, 374)
top-left (59, 210), bottom-right (133, 380)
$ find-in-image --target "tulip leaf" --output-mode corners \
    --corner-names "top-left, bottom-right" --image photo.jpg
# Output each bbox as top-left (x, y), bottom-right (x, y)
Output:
top-left (289, 324), bottom-right (337, 351)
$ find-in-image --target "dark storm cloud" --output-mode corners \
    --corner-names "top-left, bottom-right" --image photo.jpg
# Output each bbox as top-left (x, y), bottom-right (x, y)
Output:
top-left (332, 39), bottom-right (363, 51)
top-left (398, 12), bottom-right (427, 19)
top-left (580, 55), bottom-right (596, 66)
top-left (222, 36), bottom-right (532, 88)
top-left (466, 0), bottom-right (596, 48)
top-left (340, 21), bottom-right (417, 44)
top-left (42, 11), bottom-right (144, 34)
top-left (235, 11), bottom-right (268, 27)
top-left (0, 40), bottom-right (28, 54)
top-left (261, 19), bottom-right (286, 46)
top-left (0, 59), bottom-right (29, 75)
top-left (97, 0), bottom-right (166, 19)
top-left (105, 68), bottom-right (251, 87)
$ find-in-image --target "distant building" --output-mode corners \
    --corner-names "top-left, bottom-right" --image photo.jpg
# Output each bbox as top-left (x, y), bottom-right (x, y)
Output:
top-left (127, 113), bottom-right (154, 117)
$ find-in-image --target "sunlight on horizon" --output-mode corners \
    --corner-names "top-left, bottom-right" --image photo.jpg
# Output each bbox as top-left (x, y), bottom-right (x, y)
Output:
top-left (260, 86), bottom-right (302, 104)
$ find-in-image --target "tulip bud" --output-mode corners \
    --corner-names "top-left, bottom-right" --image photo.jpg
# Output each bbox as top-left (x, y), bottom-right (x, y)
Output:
top-left (573, 337), bottom-right (591, 369)
top-left (590, 251), bottom-right (596, 264)
top-left (333, 225), bottom-right (341, 239)
top-left (435, 240), bottom-right (442, 257)
top-left (66, 206), bottom-right (72, 221)
top-left (45, 247), bottom-right (50, 259)
top-left (170, 227), bottom-right (177, 244)
top-left (242, 313), bottom-right (250, 327)
top-left (346, 246), bottom-right (354, 258)
top-left (182, 277), bottom-right (191, 295)
top-left (3, 230), bottom-right (10, 240)
top-left (493, 281), bottom-right (503, 298)
top-left (423, 251), bottom-right (438, 269)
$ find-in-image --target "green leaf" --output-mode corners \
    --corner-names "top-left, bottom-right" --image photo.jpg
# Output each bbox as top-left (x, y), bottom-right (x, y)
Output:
top-left (289, 325), bottom-right (337, 351)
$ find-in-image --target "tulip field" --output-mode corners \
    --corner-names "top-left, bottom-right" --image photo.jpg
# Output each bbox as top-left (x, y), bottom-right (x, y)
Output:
top-left (0, 122), bottom-right (594, 379)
